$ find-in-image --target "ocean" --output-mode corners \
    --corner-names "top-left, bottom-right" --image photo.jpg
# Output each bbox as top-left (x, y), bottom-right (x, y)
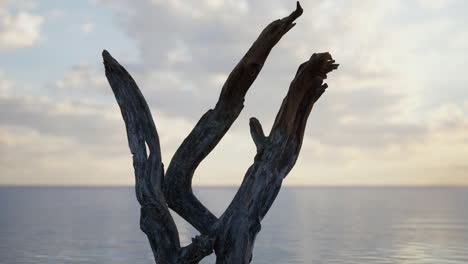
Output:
top-left (1, 186), bottom-right (467, 264)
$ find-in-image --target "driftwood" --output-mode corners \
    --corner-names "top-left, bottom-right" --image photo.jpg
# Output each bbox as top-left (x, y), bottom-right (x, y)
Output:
top-left (102, 2), bottom-right (338, 263)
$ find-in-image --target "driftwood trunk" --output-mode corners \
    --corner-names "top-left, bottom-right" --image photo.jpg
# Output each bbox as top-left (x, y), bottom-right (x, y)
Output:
top-left (102, 2), bottom-right (338, 263)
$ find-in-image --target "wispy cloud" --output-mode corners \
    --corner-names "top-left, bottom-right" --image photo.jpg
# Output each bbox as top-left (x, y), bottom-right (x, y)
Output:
top-left (0, 10), bottom-right (43, 49)
top-left (81, 23), bottom-right (94, 33)
top-left (0, 0), bottom-right (467, 185)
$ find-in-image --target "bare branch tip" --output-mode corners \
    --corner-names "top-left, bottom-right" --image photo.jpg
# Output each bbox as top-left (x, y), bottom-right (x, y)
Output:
top-left (102, 49), bottom-right (111, 60)
top-left (293, 1), bottom-right (303, 18)
top-left (249, 117), bottom-right (259, 124)
top-left (249, 117), bottom-right (262, 129)
top-left (285, 1), bottom-right (303, 23)
top-left (296, 2), bottom-right (303, 14)
top-left (102, 49), bottom-right (118, 66)
top-left (249, 117), bottom-right (266, 150)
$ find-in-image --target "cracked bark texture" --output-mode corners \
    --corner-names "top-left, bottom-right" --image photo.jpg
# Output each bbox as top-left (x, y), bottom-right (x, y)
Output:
top-left (102, 2), bottom-right (338, 263)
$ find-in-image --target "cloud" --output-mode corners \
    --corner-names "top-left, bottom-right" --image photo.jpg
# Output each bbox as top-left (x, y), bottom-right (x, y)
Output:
top-left (2, 89), bottom-right (466, 186)
top-left (0, 9), bottom-right (43, 49)
top-left (0, 95), bottom-right (119, 146)
top-left (0, 124), bottom-right (132, 185)
top-left (81, 23), bottom-right (94, 33)
top-left (0, 0), bottom-right (37, 9)
top-left (47, 63), bottom-right (109, 99)
top-left (92, 0), bottom-right (468, 185)
top-left (0, 92), bottom-right (131, 185)
top-left (288, 101), bottom-right (468, 186)
top-left (0, 93), bottom-right (205, 185)
top-left (0, 70), bottom-right (14, 95)
top-left (98, 0), bottom-right (468, 148)
top-left (416, 0), bottom-right (456, 9)
top-left (48, 9), bottom-right (65, 18)
top-left (1, 0), bottom-right (468, 185)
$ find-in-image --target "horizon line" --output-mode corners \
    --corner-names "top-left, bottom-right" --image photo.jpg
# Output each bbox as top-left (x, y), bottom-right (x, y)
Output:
top-left (1, 184), bottom-right (467, 188)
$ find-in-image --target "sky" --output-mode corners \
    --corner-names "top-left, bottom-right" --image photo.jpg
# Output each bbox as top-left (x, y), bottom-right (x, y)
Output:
top-left (0, 0), bottom-right (467, 186)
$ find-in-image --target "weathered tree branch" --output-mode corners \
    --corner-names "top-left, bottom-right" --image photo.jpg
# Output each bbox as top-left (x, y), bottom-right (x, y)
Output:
top-left (103, 51), bottom-right (213, 264)
top-left (102, 2), bottom-right (339, 263)
top-left (163, 2), bottom-right (304, 235)
top-left (213, 53), bottom-right (338, 264)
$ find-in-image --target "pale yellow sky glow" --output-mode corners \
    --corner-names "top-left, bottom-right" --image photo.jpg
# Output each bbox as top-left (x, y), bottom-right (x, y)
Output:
top-left (0, 0), bottom-right (467, 186)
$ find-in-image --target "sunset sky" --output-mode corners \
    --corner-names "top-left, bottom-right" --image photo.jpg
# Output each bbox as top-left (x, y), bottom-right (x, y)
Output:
top-left (0, 0), bottom-right (467, 186)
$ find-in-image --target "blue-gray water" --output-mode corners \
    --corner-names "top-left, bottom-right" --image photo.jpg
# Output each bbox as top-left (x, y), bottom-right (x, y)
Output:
top-left (1, 187), bottom-right (467, 264)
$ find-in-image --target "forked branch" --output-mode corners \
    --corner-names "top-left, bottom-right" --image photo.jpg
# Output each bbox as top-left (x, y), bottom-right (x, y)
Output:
top-left (163, 1), bottom-right (304, 235)
top-left (102, 2), bottom-right (338, 263)
top-left (212, 52), bottom-right (338, 263)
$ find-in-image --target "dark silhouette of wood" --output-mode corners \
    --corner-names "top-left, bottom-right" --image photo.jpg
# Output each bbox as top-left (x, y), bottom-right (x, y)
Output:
top-left (103, 2), bottom-right (338, 263)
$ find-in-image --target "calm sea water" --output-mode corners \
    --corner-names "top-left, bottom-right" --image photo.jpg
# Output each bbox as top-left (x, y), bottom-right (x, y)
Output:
top-left (0, 186), bottom-right (467, 264)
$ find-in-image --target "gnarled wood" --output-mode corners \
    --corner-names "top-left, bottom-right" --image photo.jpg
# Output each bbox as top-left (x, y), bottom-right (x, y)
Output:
top-left (103, 51), bottom-right (213, 264)
top-left (212, 53), bottom-right (338, 264)
top-left (102, 2), bottom-right (338, 263)
top-left (163, 2), bottom-right (303, 235)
